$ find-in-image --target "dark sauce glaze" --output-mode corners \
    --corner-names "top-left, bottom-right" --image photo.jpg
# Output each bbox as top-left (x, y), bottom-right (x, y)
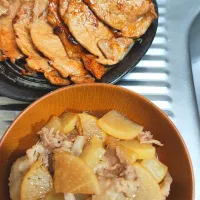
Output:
top-left (53, 26), bottom-right (79, 46)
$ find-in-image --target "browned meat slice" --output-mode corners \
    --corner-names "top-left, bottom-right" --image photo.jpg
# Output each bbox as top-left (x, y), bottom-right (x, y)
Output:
top-left (0, 0), bottom-right (24, 63)
top-left (83, 0), bottom-right (157, 38)
top-left (14, 2), bottom-right (70, 85)
top-left (59, 0), bottom-right (69, 16)
top-left (49, 57), bottom-right (94, 83)
top-left (31, 20), bottom-right (67, 61)
top-left (27, 59), bottom-right (70, 85)
top-left (0, 50), bottom-right (6, 61)
top-left (33, 0), bottom-right (49, 20)
top-left (61, 0), bottom-right (113, 65)
top-left (0, 0), bottom-right (9, 16)
top-left (61, 0), bottom-right (133, 65)
top-left (81, 54), bottom-right (106, 79)
top-left (30, 3), bottom-right (94, 83)
top-left (98, 37), bottom-right (134, 61)
top-left (14, 2), bottom-right (40, 61)
top-left (48, 0), bottom-right (105, 79)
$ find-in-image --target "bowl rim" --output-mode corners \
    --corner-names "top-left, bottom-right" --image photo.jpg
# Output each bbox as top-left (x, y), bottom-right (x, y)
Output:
top-left (0, 83), bottom-right (195, 199)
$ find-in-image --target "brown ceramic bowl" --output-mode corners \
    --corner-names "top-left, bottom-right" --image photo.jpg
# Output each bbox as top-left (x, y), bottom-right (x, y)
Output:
top-left (0, 84), bottom-right (194, 200)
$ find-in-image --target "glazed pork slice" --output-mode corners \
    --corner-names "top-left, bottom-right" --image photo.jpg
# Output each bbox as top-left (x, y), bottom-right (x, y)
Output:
top-left (13, 2), bottom-right (70, 85)
top-left (48, 0), bottom-right (105, 79)
top-left (59, 0), bottom-right (69, 16)
top-left (61, 0), bottom-right (133, 65)
top-left (83, 0), bottom-right (157, 38)
top-left (0, 50), bottom-right (6, 61)
top-left (30, 0), bottom-right (94, 83)
top-left (31, 18), bottom-right (94, 83)
top-left (0, 0), bottom-right (9, 16)
top-left (32, 0), bottom-right (49, 21)
top-left (0, 0), bottom-right (24, 63)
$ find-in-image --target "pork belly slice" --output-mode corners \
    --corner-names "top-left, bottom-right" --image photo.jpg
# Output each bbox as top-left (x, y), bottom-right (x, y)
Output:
top-left (0, 0), bottom-right (9, 16)
top-left (83, 0), bottom-right (157, 38)
top-left (30, 1), bottom-right (94, 84)
top-left (48, 0), bottom-right (105, 79)
top-left (60, 0), bottom-right (133, 65)
top-left (0, 0), bottom-right (24, 63)
top-left (13, 2), bottom-right (70, 85)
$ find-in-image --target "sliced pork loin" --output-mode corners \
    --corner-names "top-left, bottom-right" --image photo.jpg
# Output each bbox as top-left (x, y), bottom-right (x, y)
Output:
top-left (59, 0), bottom-right (69, 16)
top-left (13, 1), bottom-right (70, 85)
top-left (48, 0), bottom-right (105, 79)
top-left (0, 0), bottom-right (24, 63)
top-left (30, 0), bottom-right (94, 83)
top-left (32, 0), bottom-right (49, 21)
top-left (83, 0), bottom-right (157, 38)
top-left (0, 0), bottom-right (9, 16)
top-left (31, 18), bottom-right (94, 83)
top-left (98, 37), bottom-right (135, 61)
top-left (60, 0), bottom-right (133, 65)
top-left (0, 50), bottom-right (6, 61)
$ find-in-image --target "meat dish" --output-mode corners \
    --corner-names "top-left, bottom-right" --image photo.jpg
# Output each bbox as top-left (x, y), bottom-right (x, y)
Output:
top-left (83, 0), bottom-right (157, 38)
top-left (13, 1), bottom-right (70, 85)
top-left (0, 0), bottom-right (24, 63)
top-left (0, 0), bottom-right (157, 85)
top-left (48, 0), bottom-right (106, 79)
top-left (62, 0), bottom-right (134, 65)
top-left (0, 0), bottom-right (9, 16)
top-left (9, 110), bottom-right (172, 200)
